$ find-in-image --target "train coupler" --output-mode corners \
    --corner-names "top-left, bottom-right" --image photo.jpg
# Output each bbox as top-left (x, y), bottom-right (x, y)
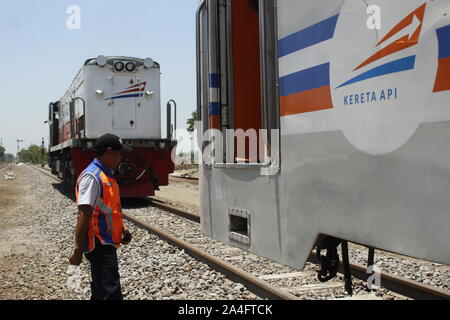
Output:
top-left (315, 236), bottom-right (353, 296)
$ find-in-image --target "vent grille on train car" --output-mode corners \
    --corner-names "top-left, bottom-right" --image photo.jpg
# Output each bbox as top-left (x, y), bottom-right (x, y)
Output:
top-left (228, 208), bottom-right (251, 246)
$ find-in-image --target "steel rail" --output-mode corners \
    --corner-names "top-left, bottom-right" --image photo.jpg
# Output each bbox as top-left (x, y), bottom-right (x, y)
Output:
top-left (169, 175), bottom-right (199, 185)
top-left (27, 163), bottom-right (297, 300)
top-left (307, 254), bottom-right (450, 300)
top-left (170, 175), bottom-right (199, 181)
top-left (144, 197), bottom-right (200, 223)
top-left (322, 257), bottom-right (450, 300)
top-left (27, 164), bottom-right (60, 181)
top-left (146, 196), bottom-right (450, 300)
top-left (123, 212), bottom-right (299, 300)
top-left (28, 164), bottom-right (450, 300)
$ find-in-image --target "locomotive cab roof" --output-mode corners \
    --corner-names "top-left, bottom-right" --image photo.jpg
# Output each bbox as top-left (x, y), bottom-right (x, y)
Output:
top-left (84, 56), bottom-right (160, 68)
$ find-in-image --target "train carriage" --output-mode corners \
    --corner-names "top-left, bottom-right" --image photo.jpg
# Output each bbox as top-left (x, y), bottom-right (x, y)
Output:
top-left (197, 0), bottom-right (450, 271)
top-left (48, 56), bottom-right (176, 198)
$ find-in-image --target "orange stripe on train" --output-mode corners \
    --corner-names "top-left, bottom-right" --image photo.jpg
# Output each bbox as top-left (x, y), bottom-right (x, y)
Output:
top-left (433, 57), bottom-right (450, 93)
top-left (280, 85), bottom-right (333, 116)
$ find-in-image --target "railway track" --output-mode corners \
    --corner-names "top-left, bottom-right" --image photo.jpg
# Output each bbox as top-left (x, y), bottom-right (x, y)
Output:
top-left (169, 175), bottom-right (199, 185)
top-left (26, 164), bottom-right (295, 300)
top-left (144, 198), bottom-right (200, 223)
top-left (36, 166), bottom-right (199, 186)
top-left (27, 163), bottom-right (450, 300)
top-left (33, 166), bottom-right (199, 222)
top-left (124, 198), bottom-right (450, 300)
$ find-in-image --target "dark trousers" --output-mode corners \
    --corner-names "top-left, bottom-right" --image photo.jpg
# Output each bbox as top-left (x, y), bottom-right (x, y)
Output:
top-left (85, 238), bottom-right (123, 300)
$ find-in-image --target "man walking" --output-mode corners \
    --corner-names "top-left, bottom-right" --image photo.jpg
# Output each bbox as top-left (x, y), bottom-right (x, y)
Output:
top-left (69, 134), bottom-right (133, 300)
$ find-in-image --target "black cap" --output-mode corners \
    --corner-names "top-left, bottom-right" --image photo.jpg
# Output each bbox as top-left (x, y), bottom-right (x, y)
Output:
top-left (96, 134), bottom-right (133, 154)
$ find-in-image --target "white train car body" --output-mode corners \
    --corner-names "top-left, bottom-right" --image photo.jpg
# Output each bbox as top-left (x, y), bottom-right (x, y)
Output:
top-left (48, 56), bottom-right (176, 198)
top-left (197, 0), bottom-right (450, 269)
top-left (57, 56), bottom-right (161, 143)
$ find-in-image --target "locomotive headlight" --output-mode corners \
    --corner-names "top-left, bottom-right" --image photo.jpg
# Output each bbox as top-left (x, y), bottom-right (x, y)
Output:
top-left (144, 91), bottom-right (154, 99)
top-left (159, 141), bottom-right (168, 150)
top-left (125, 62), bottom-right (136, 72)
top-left (96, 55), bottom-right (107, 67)
top-left (144, 57), bottom-right (154, 68)
top-left (95, 89), bottom-right (104, 99)
top-left (114, 61), bottom-right (125, 72)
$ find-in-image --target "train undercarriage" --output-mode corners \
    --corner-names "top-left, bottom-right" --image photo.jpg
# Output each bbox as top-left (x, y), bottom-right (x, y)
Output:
top-left (48, 138), bottom-right (176, 198)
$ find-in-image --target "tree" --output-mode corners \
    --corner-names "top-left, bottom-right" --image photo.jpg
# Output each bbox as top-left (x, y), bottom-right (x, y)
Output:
top-left (18, 144), bottom-right (48, 164)
top-left (0, 146), bottom-right (5, 162)
top-left (186, 111), bottom-right (197, 134)
top-left (186, 111), bottom-right (198, 164)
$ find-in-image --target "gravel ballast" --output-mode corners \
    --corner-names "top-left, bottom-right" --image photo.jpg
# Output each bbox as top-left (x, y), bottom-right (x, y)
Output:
top-left (1, 165), bottom-right (448, 300)
top-left (0, 166), bottom-right (258, 300)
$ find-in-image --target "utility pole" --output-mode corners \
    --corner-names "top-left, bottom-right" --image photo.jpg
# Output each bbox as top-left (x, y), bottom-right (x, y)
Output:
top-left (16, 139), bottom-right (23, 162)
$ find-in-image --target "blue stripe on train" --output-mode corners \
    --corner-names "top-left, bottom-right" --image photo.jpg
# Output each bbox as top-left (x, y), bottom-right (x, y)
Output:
top-left (279, 63), bottom-right (330, 97)
top-left (336, 55), bottom-right (416, 89)
top-left (209, 102), bottom-right (220, 116)
top-left (278, 14), bottom-right (339, 58)
top-left (437, 25), bottom-right (450, 59)
top-left (108, 93), bottom-right (143, 100)
top-left (209, 73), bottom-right (220, 88)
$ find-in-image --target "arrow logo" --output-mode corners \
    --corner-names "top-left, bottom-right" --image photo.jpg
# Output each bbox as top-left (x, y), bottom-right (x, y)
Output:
top-left (378, 15), bottom-right (421, 49)
top-left (115, 81), bottom-right (147, 95)
top-left (104, 81), bottom-right (148, 100)
top-left (354, 3), bottom-right (426, 71)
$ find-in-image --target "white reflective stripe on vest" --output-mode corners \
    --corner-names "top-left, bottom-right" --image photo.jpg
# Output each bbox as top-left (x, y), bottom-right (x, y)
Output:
top-left (96, 198), bottom-right (114, 234)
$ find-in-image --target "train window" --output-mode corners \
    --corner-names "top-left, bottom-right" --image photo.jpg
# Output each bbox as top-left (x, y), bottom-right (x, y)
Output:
top-left (230, 0), bottom-right (262, 135)
top-left (198, 0), bottom-right (279, 167)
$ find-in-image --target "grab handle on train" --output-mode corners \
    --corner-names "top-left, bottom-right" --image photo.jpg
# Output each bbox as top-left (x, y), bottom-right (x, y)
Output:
top-left (166, 99), bottom-right (177, 140)
top-left (70, 97), bottom-right (86, 139)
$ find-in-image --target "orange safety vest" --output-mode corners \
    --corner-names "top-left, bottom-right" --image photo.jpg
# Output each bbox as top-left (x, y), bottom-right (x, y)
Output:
top-left (75, 159), bottom-right (123, 254)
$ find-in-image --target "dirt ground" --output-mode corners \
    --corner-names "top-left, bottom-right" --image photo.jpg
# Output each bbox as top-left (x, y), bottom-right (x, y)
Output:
top-left (0, 166), bottom-right (48, 299)
top-left (150, 166), bottom-right (200, 211)
top-left (0, 166), bottom-right (41, 254)
top-left (154, 180), bottom-right (199, 212)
